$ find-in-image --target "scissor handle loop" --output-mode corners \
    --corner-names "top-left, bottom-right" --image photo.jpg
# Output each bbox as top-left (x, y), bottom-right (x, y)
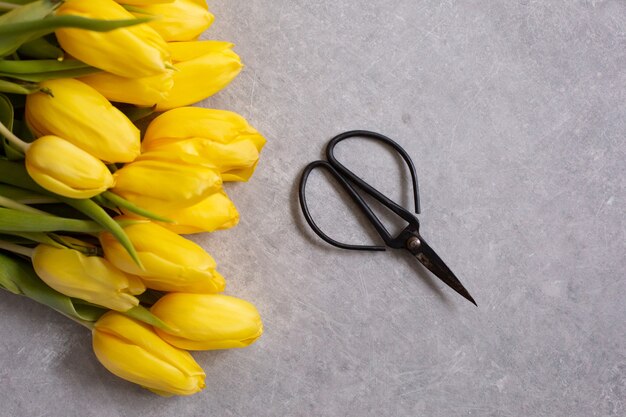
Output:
top-left (298, 160), bottom-right (386, 251)
top-left (326, 130), bottom-right (421, 216)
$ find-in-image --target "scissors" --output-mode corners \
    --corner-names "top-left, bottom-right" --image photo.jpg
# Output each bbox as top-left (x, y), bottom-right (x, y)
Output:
top-left (298, 130), bottom-right (476, 305)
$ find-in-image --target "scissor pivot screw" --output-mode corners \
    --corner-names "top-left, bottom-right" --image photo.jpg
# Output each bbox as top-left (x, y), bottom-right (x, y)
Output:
top-left (406, 236), bottom-right (421, 250)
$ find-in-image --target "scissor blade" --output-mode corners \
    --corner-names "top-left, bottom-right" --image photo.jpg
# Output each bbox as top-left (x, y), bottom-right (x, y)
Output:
top-left (411, 238), bottom-right (477, 306)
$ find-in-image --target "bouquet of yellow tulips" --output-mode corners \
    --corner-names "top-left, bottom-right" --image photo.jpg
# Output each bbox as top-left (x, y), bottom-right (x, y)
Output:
top-left (0, 0), bottom-right (264, 396)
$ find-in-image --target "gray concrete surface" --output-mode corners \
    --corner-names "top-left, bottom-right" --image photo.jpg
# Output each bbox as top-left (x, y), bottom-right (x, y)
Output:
top-left (1, 0), bottom-right (625, 416)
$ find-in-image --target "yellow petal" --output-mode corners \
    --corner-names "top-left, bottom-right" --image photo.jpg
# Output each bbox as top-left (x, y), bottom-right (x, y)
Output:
top-left (56, 0), bottom-right (171, 78)
top-left (112, 159), bottom-right (222, 209)
top-left (144, 107), bottom-right (264, 146)
top-left (152, 293), bottom-right (263, 350)
top-left (116, 0), bottom-right (174, 5)
top-left (168, 40), bottom-right (233, 62)
top-left (93, 312), bottom-right (205, 396)
top-left (133, 0), bottom-right (214, 42)
top-left (125, 191), bottom-right (239, 234)
top-left (155, 41), bottom-right (242, 111)
top-left (32, 242), bottom-right (138, 311)
top-left (142, 107), bottom-right (266, 181)
top-left (25, 78), bottom-right (140, 163)
top-left (100, 220), bottom-right (225, 293)
top-left (79, 70), bottom-right (173, 106)
top-left (25, 136), bottom-right (114, 199)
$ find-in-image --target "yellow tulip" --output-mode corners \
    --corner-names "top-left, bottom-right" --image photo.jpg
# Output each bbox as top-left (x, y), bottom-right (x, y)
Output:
top-left (78, 70), bottom-right (173, 106)
top-left (155, 41), bottom-right (242, 111)
top-left (25, 136), bottom-right (114, 199)
top-left (116, 0), bottom-right (174, 5)
top-left (100, 220), bottom-right (226, 293)
top-left (55, 0), bottom-right (171, 78)
top-left (142, 107), bottom-right (266, 181)
top-left (111, 159), bottom-right (222, 209)
top-left (151, 293), bottom-right (263, 350)
top-left (25, 78), bottom-right (140, 163)
top-left (132, 0), bottom-right (214, 42)
top-left (125, 191), bottom-right (239, 234)
top-left (93, 312), bottom-right (205, 396)
top-left (32, 241), bottom-right (142, 311)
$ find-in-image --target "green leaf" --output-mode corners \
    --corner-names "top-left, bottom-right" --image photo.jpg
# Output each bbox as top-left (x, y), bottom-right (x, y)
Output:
top-left (0, 183), bottom-right (53, 203)
top-left (1, 1), bottom-right (39, 6)
top-left (0, 193), bottom-right (49, 214)
top-left (0, 15), bottom-right (153, 36)
top-left (60, 198), bottom-right (142, 268)
top-left (124, 305), bottom-right (172, 331)
top-left (0, 58), bottom-right (91, 73)
top-left (0, 0), bottom-right (57, 25)
top-left (0, 93), bottom-right (13, 131)
top-left (0, 93), bottom-right (22, 159)
top-left (0, 207), bottom-right (106, 232)
top-left (0, 251), bottom-right (22, 293)
top-left (0, 160), bottom-right (141, 267)
top-left (0, 66), bottom-right (100, 82)
top-left (0, 0), bottom-right (60, 57)
top-left (91, 194), bottom-right (121, 211)
top-left (6, 231), bottom-right (65, 248)
top-left (0, 251), bottom-right (106, 323)
top-left (102, 191), bottom-right (172, 223)
top-left (0, 77), bottom-right (39, 94)
top-left (17, 36), bottom-right (62, 59)
top-left (36, 233), bottom-right (102, 256)
top-left (68, 299), bottom-right (108, 323)
top-left (0, 58), bottom-right (100, 81)
top-left (0, 93), bottom-right (15, 153)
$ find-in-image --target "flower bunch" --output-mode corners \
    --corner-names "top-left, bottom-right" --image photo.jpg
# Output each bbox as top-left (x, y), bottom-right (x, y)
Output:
top-left (0, 0), bottom-right (264, 396)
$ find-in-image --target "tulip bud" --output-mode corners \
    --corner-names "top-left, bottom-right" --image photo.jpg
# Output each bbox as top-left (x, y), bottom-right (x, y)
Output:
top-left (100, 220), bottom-right (226, 293)
top-left (156, 41), bottom-right (242, 111)
top-left (25, 136), bottom-right (114, 199)
top-left (78, 70), bottom-right (173, 107)
top-left (151, 293), bottom-right (263, 350)
top-left (55, 0), bottom-right (171, 78)
top-left (116, 0), bottom-right (174, 4)
top-left (93, 312), bottom-right (205, 396)
top-left (125, 191), bottom-right (239, 234)
top-left (111, 159), bottom-right (222, 209)
top-left (142, 107), bottom-right (266, 181)
top-left (25, 78), bottom-right (140, 163)
top-left (32, 241), bottom-right (142, 311)
top-left (132, 0), bottom-right (214, 42)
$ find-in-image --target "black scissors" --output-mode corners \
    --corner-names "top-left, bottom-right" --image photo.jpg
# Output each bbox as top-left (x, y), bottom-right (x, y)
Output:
top-left (298, 130), bottom-right (476, 305)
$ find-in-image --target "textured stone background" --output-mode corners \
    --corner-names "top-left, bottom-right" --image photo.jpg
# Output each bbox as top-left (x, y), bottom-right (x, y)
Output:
top-left (1, 1), bottom-right (624, 416)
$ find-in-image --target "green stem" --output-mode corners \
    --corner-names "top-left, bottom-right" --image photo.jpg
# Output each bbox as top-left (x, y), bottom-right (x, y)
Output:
top-left (102, 191), bottom-right (172, 223)
top-left (0, 195), bottom-right (50, 215)
top-left (0, 118), bottom-right (29, 152)
top-left (0, 239), bottom-right (33, 257)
